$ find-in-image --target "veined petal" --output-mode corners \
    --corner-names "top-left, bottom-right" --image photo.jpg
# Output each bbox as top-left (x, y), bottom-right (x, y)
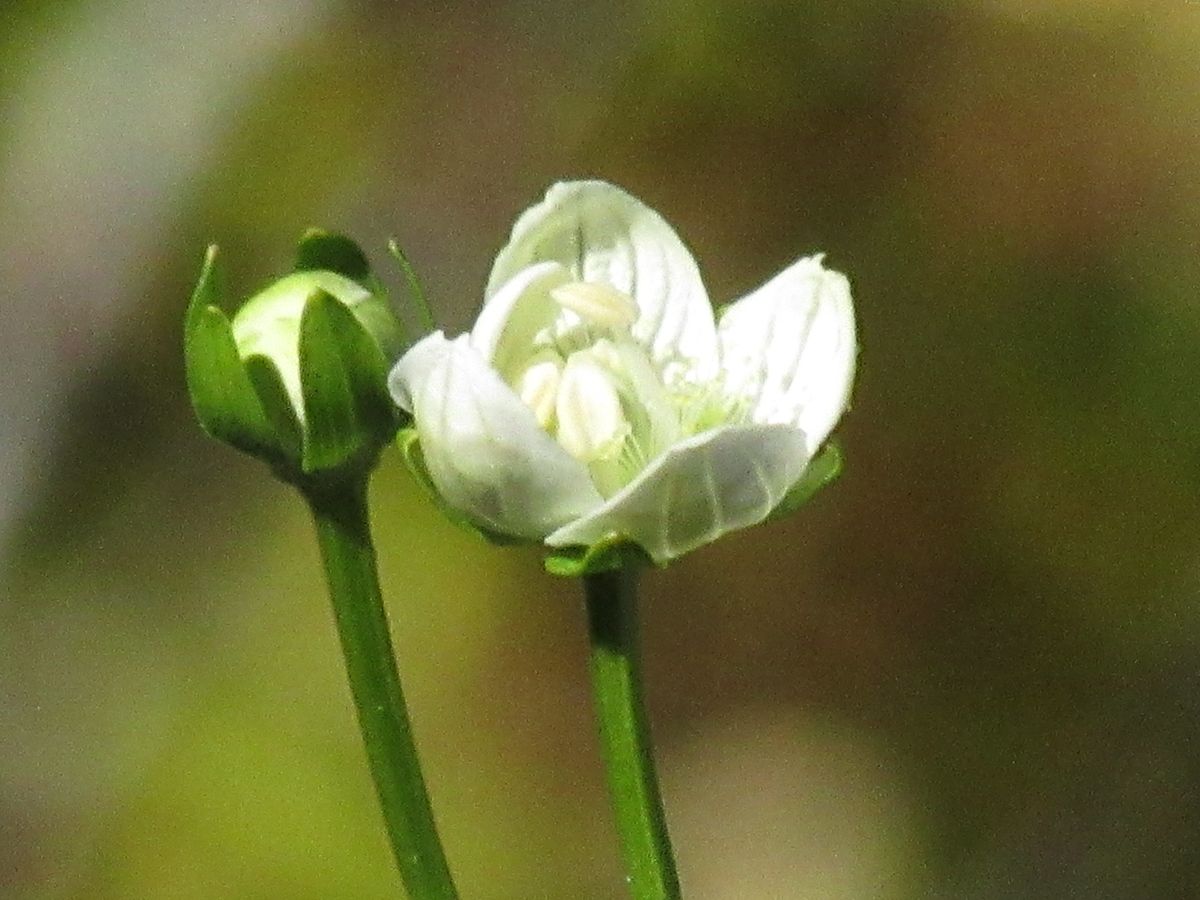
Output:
top-left (545, 424), bottom-right (809, 563)
top-left (717, 255), bottom-right (856, 455)
top-left (470, 260), bottom-right (572, 378)
top-left (486, 180), bottom-right (719, 379)
top-left (389, 332), bottom-right (603, 539)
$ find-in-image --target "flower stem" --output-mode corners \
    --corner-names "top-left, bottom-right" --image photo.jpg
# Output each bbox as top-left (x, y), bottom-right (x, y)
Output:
top-left (583, 567), bottom-right (682, 900)
top-left (305, 478), bottom-right (458, 899)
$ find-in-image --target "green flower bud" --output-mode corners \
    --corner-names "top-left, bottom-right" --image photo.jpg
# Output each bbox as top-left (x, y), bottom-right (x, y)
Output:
top-left (185, 230), bottom-right (407, 488)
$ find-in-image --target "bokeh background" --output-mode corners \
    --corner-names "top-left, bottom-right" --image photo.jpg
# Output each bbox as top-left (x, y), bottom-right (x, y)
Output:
top-left (4, 1), bottom-right (1200, 897)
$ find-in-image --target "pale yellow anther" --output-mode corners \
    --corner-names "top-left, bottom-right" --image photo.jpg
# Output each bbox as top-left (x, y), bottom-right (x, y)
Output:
top-left (513, 351), bottom-right (564, 429)
top-left (550, 280), bottom-right (638, 328)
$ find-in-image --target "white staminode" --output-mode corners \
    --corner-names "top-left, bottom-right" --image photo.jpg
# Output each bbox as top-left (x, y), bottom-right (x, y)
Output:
top-left (555, 353), bottom-right (631, 462)
top-left (513, 349), bottom-right (564, 430)
top-left (388, 180), bottom-right (856, 561)
top-left (509, 279), bottom-right (645, 479)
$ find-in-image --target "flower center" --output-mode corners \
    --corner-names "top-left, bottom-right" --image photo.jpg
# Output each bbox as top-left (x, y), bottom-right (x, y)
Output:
top-left (501, 276), bottom-right (736, 497)
top-left (510, 342), bottom-right (634, 470)
top-left (498, 279), bottom-right (670, 495)
top-left (555, 351), bottom-right (631, 462)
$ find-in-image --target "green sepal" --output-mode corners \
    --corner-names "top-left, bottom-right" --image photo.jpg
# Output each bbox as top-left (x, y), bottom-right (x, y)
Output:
top-left (243, 353), bottom-right (304, 462)
top-left (186, 244), bottom-right (224, 317)
top-left (544, 535), bottom-right (656, 578)
top-left (319, 287), bottom-right (399, 437)
top-left (294, 229), bottom-right (372, 286)
top-left (298, 290), bottom-right (371, 473)
top-left (293, 230), bottom-right (393, 333)
top-left (396, 427), bottom-right (531, 547)
top-left (766, 440), bottom-right (843, 522)
top-left (396, 427), bottom-right (437, 498)
top-left (183, 246), bottom-right (277, 458)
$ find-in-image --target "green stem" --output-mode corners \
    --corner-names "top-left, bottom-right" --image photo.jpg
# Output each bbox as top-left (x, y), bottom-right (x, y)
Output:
top-left (306, 479), bottom-right (458, 899)
top-left (584, 567), bottom-right (682, 900)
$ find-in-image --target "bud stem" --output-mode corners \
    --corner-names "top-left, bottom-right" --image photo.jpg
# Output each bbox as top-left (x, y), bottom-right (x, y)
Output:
top-left (583, 567), bottom-right (682, 899)
top-left (305, 478), bottom-right (458, 899)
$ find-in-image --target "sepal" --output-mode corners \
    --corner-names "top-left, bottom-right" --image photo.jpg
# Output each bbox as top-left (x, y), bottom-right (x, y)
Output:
top-left (295, 229), bottom-right (372, 285)
top-left (184, 247), bottom-right (281, 461)
top-left (766, 440), bottom-right (843, 522)
top-left (543, 535), bottom-right (655, 577)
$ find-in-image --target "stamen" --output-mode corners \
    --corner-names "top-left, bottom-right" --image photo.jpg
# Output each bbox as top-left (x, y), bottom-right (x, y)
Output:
top-left (550, 281), bottom-right (638, 328)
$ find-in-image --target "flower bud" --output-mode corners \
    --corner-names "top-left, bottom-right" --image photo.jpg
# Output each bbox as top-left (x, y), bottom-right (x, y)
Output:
top-left (185, 230), bottom-right (407, 487)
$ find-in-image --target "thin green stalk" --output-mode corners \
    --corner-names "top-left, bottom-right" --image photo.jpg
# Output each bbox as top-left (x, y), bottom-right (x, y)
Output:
top-left (306, 478), bottom-right (458, 900)
top-left (584, 567), bottom-right (682, 900)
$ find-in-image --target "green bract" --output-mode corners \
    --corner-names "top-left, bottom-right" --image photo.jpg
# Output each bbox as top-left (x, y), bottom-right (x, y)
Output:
top-left (389, 181), bottom-right (858, 574)
top-left (184, 231), bottom-right (406, 488)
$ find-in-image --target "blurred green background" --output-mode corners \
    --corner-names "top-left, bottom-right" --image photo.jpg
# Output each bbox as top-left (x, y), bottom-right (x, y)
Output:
top-left (4, 1), bottom-right (1200, 897)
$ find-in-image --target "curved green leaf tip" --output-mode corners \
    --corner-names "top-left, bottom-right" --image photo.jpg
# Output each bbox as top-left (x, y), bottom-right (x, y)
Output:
top-left (387, 238), bottom-right (435, 333)
top-left (545, 442), bottom-right (843, 576)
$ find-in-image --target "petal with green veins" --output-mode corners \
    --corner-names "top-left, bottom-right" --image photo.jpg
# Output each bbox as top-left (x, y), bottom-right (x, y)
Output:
top-left (546, 423), bottom-right (809, 563)
top-left (389, 332), bottom-right (603, 539)
top-left (486, 181), bottom-right (719, 379)
top-left (717, 255), bottom-right (856, 455)
top-left (471, 260), bottom-right (571, 378)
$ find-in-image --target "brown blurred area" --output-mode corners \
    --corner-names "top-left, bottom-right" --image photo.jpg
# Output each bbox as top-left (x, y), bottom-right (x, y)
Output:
top-left (4, 1), bottom-right (1200, 897)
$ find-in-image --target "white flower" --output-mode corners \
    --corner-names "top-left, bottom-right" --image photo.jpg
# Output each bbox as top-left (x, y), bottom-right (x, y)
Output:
top-left (389, 181), bottom-right (856, 563)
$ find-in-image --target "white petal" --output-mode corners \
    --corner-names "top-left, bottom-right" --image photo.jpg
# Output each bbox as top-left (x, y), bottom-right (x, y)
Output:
top-left (389, 332), bottom-right (603, 539)
top-left (486, 180), bottom-right (719, 378)
top-left (717, 255), bottom-right (856, 455)
top-left (470, 260), bottom-right (572, 378)
top-left (545, 424), bottom-right (808, 563)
